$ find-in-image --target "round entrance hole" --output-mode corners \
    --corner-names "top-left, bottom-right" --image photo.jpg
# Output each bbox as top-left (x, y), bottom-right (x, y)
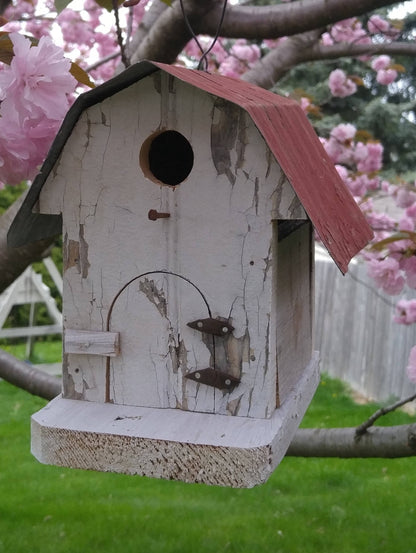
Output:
top-left (140, 130), bottom-right (194, 186)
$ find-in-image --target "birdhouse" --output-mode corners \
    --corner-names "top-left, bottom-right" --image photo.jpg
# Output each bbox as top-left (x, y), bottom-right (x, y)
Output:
top-left (8, 61), bottom-right (372, 487)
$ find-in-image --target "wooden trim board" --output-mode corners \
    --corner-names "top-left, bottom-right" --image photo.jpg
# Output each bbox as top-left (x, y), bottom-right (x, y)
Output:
top-left (31, 351), bottom-right (319, 488)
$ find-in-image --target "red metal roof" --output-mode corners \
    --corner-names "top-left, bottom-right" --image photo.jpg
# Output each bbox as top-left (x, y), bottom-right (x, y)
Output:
top-left (154, 62), bottom-right (373, 274)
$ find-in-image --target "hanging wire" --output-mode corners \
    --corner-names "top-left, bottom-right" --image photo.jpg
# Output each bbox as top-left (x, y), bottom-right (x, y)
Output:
top-left (179, 0), bottom-right (228, 71)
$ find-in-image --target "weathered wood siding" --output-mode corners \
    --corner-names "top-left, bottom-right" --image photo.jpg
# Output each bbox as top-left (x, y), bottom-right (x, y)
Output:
top-left (276, 222), bottom-right (313, 404)
top-left (38, 72), bottom-right (307, 418)
top-left (315, 247), bottom-right (416, 401)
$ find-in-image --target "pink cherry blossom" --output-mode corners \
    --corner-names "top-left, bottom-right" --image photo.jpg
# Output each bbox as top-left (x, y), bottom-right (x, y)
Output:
top-left (331, 18), bottom-right (366, 43)
top-left (368, 15), bottom-right (391, 34)
top-left (396, 188), bottom-right (416, 208)
top-left (230, 40), bottom-right (260, 65)
top-left (354, 142), bottom-right (383, 173)
top-left (0, 33), bottom-right (76, 121)
top-left (321, 32), bottom-right (334, 46)
top-left (367, 257), bottom-right (405, 295)
top-left (329, 69), bottom-right (357, 97)
top-left (406, 346), bottom-right (416, 383)
top-left (406, 202), bottom-right (416, 220)
top-left (395, 300), bottom-right (416, 324)
top-left (400, 257), bottom-right (416, 289)
top-left (371, 55), bottom-right (391, 71)
top-left (331, 123), bottom-right (357, 143)
top-left (0, 32), bottom-right (76, 185)
top-left (364, 210), bottom-right (396, 231)
top-left (376, 68), bottom-right (398, 85)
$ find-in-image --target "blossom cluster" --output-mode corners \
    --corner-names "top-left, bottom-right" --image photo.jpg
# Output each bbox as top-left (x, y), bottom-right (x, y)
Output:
top-left (0, 33), bottom-right (76, 186)
top-left (321, 123), bottom-right (384, 197)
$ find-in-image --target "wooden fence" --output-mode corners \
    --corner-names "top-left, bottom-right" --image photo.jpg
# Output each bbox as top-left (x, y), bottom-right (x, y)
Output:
top-left (315, 246), bottom-right (416, 402)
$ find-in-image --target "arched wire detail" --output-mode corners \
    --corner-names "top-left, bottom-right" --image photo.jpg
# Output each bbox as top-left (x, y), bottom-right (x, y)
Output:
top-left (105, 270), bottom-right (214, 403)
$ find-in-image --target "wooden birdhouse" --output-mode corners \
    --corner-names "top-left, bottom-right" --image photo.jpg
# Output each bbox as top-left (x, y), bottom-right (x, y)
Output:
top-left (8, 61), bottom-right (372, 487)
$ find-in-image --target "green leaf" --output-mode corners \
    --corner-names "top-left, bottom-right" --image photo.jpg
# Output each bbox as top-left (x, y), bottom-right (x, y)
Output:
top-left (54, 0), bottom-right (73, 13)
top-left (0, 32), bottom-right (37, 65)
top-left (93, 0), bottom-right (124, 12)
top-left (70, 62), bottom-right (96, 89)
top-left (159, 0), bottom-right (173, 5)
top-left (0, 32), bottom-right (14, 65)
top-left (371, 231), bottom-right (416, 251)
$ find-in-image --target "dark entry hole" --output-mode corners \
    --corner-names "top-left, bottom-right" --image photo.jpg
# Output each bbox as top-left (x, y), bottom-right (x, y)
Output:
top-left (145, 130), bottom-right (194, 186)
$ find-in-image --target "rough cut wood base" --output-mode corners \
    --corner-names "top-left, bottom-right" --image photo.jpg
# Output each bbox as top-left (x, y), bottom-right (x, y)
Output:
top-left (31, 352), bottom-right (319, 488)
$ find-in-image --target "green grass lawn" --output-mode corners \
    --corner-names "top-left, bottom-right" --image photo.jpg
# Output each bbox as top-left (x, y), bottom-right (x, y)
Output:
top-left (1, 372), bottom-right (416, 553)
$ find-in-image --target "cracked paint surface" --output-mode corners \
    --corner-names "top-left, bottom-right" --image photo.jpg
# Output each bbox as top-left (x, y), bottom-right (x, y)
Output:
top-left (37, 74), bottom-right (311, 419)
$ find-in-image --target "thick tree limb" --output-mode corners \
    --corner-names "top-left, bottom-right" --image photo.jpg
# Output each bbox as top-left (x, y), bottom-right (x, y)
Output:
top-left (1, 351), bottom-right (415, 459)
top-left (0, 192), bottom-right (57, 293)
top-left (127, 0), bottom-right (169, 62)
top-left (242, 29), bottom-right (322, 88)
top-left (307, 40), bottom-right (416, 62)
top-left (0, 348), bottom-right (61, 400)
top-left (287, 424), bottom-right (416, 457)
top-left (131, 0), bottom-right (218, 64)
top-left (242, 32), bottom-right (416, 89)
top-left (199, 0), bottom-right (404, 39)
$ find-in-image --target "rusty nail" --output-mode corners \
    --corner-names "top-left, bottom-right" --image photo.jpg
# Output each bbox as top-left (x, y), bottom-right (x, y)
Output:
top-left (148, 209), bottom-right (170, 221)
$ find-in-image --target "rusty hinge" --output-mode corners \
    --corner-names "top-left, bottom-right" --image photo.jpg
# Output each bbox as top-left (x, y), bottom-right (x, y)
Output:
top-left (185, 367), bottom-right (240, 391)
top-left (187, 317), bottom-right (234, 337)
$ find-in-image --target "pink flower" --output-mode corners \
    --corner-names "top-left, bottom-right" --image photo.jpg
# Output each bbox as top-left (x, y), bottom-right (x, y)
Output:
top-left (394, 299), bottom-right (416, 324)
top-left (321, 32), bottom-right (334, 46)
top-left (328, 69), bottom-right (357, 97)
top-left (0, 33), bottom-right (76, 121)
top-left (367, 257), bottom-right (405, 295)
top-left (396, 188), bottom-right (416, 209)
top-left (376, 69), bottom-right (398, 85)
top-left (331, 123), bottom-right (357, 143)
top-left (368, 15), bottom-right (391, 34)
top-left (331, 18), bottom-right (367, 43)
top-left (406, 202), bottom-right (416, 220)
top-left (0, 33), bottom-right (76, 185)
top-left (406, 346), bottom-right (416, 383)
top-left (371, 55), bottom-right (391, 71)
top-left (401, 257), bottom-right (416, 289)
top-left (365, 211), bottom-right (396, 231)
top-left (354, 142), bottom-right (383, 173)
top-left (230, 40), bottom-right (260, 65)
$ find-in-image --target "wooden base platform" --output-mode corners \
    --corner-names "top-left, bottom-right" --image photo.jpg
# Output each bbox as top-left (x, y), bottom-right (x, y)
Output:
top-left (31, 352), bottom-right (319, 488)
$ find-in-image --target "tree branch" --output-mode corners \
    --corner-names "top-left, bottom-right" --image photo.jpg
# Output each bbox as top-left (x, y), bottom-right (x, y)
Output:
top-left (306, 40), bottom-right (416, 63)
top-left (204, 0), bottom-right (404, 40)
top-left (355, 393), bottom-right (416, 437)
top-left (130, 0), bottom-right (218, 65)
top-left (241, 29), bottom-right (322, 88)
top-left (287, 424), bottom-right (416, 457)
top-left (0, 192), bottom-right (57, 293)
top-left (242, 34), bottom-right (416, 89)
top-left (0, 348), bottom-right (61, 400)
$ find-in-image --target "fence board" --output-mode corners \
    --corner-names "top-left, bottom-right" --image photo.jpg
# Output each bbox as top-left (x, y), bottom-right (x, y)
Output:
top-left (315, 246), bottom-right (416, 401)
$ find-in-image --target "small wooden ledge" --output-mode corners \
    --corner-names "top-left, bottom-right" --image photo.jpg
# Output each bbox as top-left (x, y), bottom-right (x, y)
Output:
top-left (31, 352), bottom-right (319, 488)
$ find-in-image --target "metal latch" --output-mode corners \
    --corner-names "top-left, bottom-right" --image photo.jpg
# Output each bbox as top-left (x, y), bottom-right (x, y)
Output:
top-left (187, 317), bottom-right (234, 337)
top-left (185, 367), bottom-right (240, 390)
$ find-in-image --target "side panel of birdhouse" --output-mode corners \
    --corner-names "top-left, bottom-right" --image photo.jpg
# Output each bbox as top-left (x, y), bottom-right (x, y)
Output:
top-left (38, 73), bottom-right (307, 418)
top-left (275, 221), bottom-right (313, 405)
